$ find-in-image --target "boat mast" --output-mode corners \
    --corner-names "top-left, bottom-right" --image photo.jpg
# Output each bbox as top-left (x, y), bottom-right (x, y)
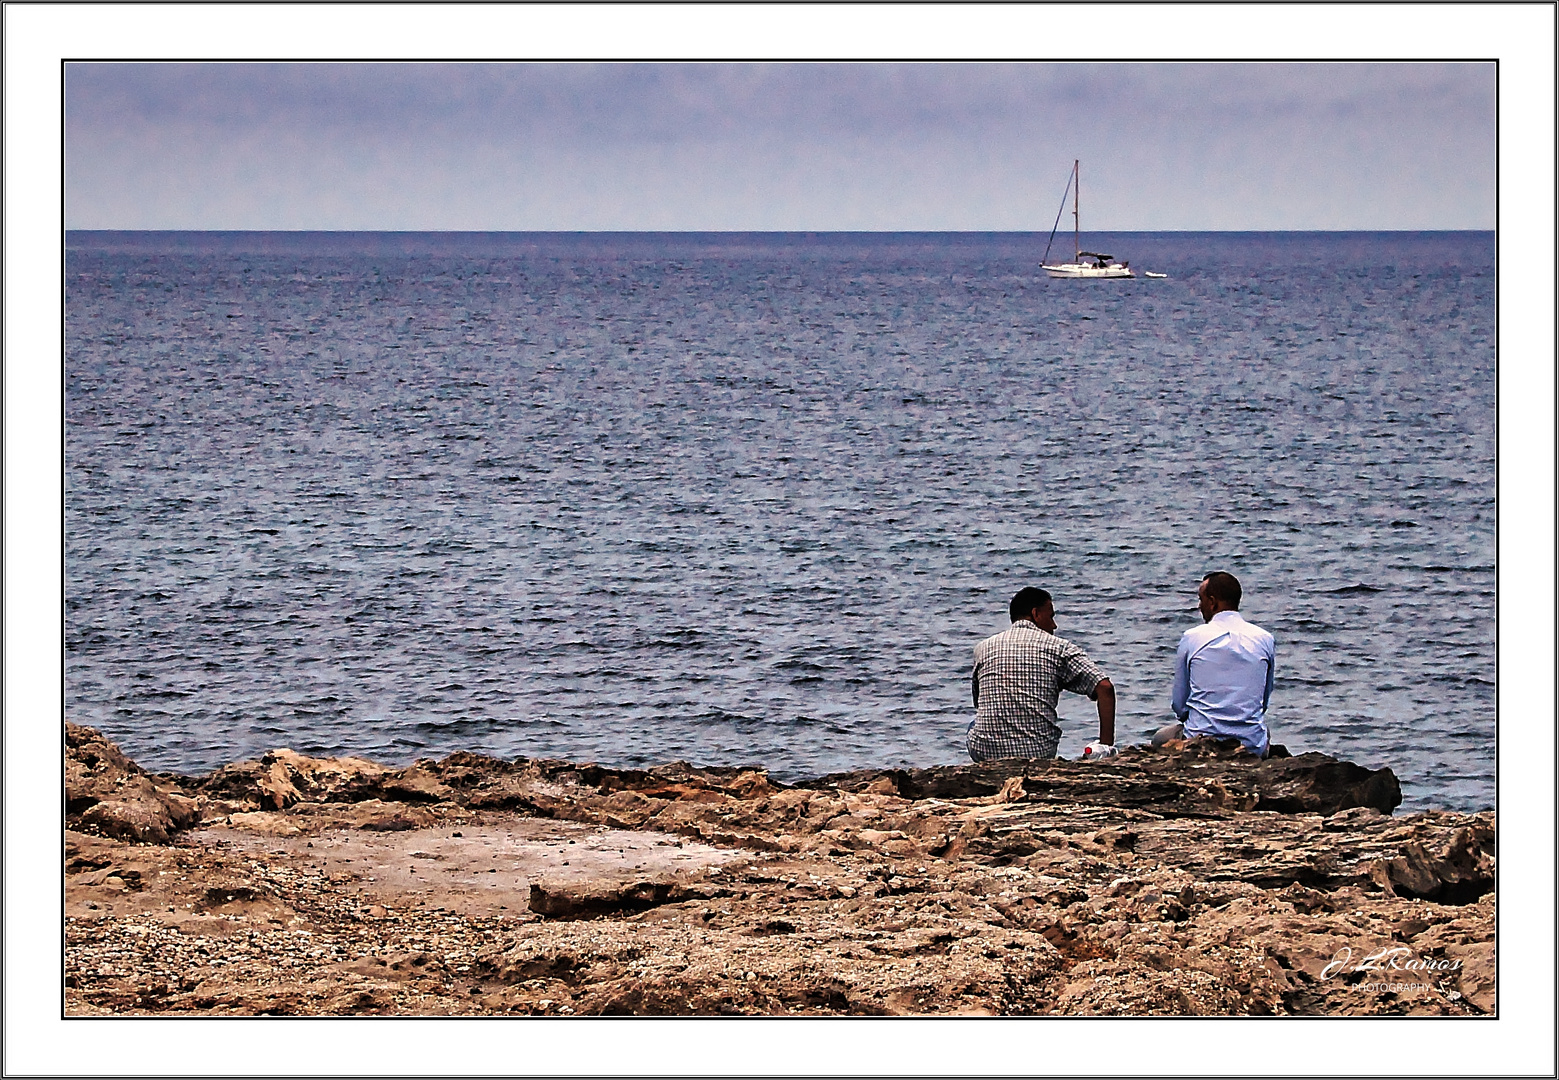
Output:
top-left (1073, 159), bottom-right (1080, 262)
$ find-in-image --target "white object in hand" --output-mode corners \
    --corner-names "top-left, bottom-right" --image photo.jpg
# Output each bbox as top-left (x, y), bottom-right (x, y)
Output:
top-left (1081, 740), bottom-right (1118, 760)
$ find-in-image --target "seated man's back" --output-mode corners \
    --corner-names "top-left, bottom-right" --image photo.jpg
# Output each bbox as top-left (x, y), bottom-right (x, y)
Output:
top-left (1170, 572), bottom-right (1275, 756)
top-left (968, 587), bottom-right (1113, 761)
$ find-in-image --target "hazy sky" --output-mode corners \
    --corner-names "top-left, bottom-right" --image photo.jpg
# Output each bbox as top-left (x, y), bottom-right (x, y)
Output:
top-left (66, 62), bottom-right (1494, 231)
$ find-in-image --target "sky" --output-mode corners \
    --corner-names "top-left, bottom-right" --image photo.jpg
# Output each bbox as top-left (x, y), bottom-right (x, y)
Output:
top-left (65, 61), bottom-right (1495, 231)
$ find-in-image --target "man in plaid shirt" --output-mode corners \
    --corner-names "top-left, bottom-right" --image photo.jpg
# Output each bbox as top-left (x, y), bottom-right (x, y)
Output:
top-left (967, 587), bottom-right (1116, 761)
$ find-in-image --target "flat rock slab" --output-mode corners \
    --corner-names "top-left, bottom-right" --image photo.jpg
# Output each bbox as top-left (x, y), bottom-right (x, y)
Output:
top-left (188, 820), bottom-right (743, 919)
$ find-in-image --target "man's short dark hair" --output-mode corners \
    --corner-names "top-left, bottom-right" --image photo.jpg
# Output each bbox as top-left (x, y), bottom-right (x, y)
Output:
top-left (1010, 587), bottom-right (1053, 622)
top-left (1201, 571), bottom-right (1242, 610)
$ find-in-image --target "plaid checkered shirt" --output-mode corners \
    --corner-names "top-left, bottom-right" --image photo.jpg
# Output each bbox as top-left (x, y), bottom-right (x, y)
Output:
top-left (967, 620), bottom-right (1106, 761)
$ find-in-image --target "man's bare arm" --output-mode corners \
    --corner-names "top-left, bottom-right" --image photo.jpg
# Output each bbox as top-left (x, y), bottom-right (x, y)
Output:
top-left (1093, 678), bottom-right (1116, 745)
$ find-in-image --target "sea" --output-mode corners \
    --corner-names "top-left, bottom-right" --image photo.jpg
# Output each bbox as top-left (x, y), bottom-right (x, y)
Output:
top-left (64, 230), bottom-right (1496, 812)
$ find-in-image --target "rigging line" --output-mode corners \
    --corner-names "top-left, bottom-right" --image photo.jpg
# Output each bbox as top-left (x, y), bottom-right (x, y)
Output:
top-left (1040, 166), bottom-right (1075, 267)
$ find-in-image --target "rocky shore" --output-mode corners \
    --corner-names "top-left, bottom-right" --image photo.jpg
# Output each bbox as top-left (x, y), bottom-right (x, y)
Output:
top-left (65, 723), bottom-right (1494, 1016)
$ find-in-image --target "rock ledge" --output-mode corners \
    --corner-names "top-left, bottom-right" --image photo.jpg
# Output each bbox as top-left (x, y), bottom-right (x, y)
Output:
top-left (65, 726), bottom-right (1492, 1017)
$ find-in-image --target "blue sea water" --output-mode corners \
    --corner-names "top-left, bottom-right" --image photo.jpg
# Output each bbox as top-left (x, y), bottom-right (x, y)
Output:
top-left (64, 231), bottom-right (1496, 811)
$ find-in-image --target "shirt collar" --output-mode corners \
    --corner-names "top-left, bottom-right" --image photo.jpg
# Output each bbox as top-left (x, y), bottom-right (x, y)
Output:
top-left (1210, 610), bottom-right (1243, 625)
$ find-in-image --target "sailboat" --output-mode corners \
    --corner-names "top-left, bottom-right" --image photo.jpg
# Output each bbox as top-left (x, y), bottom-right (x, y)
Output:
top-left (1041, 160), bottom-right (1134, 279)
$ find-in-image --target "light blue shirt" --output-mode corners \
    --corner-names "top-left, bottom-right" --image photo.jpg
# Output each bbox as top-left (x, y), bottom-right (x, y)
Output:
top-left (1171, 610), bottom-right (1276, 755)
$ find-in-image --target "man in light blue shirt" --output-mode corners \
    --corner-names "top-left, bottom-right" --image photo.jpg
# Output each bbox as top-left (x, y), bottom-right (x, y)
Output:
top-left (1156, 571), bottom-right (1276, 756)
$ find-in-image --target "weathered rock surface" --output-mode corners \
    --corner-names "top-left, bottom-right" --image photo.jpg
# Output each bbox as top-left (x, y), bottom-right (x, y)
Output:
top-left (812, 738), bottom-right (1403, 817)
top-left (65, 725), bottom-right (1493, 1017)
top-left (66, 723), bottom-right (200, 843)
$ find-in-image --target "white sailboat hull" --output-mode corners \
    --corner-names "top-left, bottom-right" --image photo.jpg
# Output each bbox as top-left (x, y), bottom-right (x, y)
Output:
top-left (1042, 262), bottom-right (1134, 279)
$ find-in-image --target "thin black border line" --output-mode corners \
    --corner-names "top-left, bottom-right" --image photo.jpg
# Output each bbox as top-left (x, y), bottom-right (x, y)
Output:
top-left (58, 56), bottom-right (1505, 68)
